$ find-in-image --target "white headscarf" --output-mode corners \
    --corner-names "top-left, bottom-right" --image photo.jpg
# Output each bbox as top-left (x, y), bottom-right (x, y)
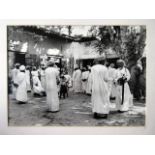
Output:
top-left (19, 65), bottom-right (25, 71)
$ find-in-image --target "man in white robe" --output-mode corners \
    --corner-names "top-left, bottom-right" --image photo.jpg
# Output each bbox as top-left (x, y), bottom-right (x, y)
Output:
top-left (40, 65), bottom-right (46, 96)
top-left (108, 63), bottom-right (117, 99)
top-left (11, 63), bottom-right (20, 99)
top-left (86, 69), bottom-right (92, 95)
top-left (115, 59), bottom-right (133, 112)
top-left (90, 59), bottom-right (110, 118)
top-left (45, 59), bottom-right (60, 112)
top-left (15, 65), bottom-right (28, 104)
top-left (72, 66), bottom-right (82, 93)
top-left (25, 66), bottom-right (31, 92)
top-left (81, 68), bottom-right (89, 93)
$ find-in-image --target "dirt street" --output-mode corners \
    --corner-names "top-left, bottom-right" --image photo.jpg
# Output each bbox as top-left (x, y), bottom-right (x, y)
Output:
top-left (8, 91), bottom-right (145, 126)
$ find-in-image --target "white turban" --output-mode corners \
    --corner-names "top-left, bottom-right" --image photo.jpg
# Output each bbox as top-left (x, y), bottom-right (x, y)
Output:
top-left (117, 59), bottom-right (125, 66)
top-left (19, 65), bottom-right (25, 71)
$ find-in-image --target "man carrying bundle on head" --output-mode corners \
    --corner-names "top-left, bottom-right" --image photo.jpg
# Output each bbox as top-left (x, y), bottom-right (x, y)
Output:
top-left (45, 58), bottom-right (60, 112)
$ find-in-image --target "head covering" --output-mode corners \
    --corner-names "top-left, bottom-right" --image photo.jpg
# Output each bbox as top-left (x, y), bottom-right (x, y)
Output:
top-left (19, 65), bottom-right (25, 71)
top-left (110, 63), bottom-right (115, 68)
top-left (117, 59), bottom-right (125, 66)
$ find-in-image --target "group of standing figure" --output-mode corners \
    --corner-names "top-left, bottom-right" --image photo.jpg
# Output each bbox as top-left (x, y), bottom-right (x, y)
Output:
top-left (10, 58), bottom-right (71, 112)
top-left (72, 65), bottom-right (92, 95)
top-left (72, 59), bottom-right (133, 118)
top-left (11, 64), bottom-right (47, 100)
top-left (10, 58), bottom-right (133, 119)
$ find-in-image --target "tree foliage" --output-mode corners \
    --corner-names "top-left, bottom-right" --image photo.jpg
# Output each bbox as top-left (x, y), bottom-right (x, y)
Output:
top-left (88, 26), bottom-right (146, 69)
top-left (124, 28), bottom-right (146, 69)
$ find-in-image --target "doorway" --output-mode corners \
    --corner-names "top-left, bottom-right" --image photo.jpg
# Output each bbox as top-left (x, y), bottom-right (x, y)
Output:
top-left (15, 53), bottom-right (25, 65)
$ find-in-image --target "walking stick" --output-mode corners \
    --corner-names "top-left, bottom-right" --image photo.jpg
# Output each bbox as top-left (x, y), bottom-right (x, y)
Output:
top-left (121, 72), bottom-right (127, 105)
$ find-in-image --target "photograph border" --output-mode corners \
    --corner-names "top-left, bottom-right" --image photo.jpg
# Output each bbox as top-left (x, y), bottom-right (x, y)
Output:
top-left (0, 19), bottom-right (155, 134)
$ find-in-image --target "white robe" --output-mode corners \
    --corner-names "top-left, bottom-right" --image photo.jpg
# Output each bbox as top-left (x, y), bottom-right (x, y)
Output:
top-left (86, 72), bottom-right (92, 94)
top-left (91, 64), bottom-right (110, 114)
top-left (45, 67), bottom-right (59, 112)
top-left (108, 67), bottom-right (117, 98)
top-left (11, 68), bottom-right (19, 99)
top-left (81, 71), bottom-right (89, 93)
top-left (115, 67), bottom-right (133, 111)
top-left (25, 70), bottom-right (31, 91)
top-left (15, 72), bottom-right (28, 102)
top-left (72, 69), bottom-right (82, 93)
top-left (40, 69), bottom-right (46, 91)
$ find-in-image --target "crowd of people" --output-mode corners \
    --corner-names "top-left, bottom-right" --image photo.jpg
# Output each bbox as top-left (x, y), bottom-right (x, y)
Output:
top-left (72, 59), bottom-right (133, 118)
top-left (9, 57), bottom-right (137, 119)
top-left (10, 59), bottom-right (72, 111)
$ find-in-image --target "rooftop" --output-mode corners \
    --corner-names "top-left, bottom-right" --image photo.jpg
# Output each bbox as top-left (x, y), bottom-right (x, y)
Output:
top-left (18, 26), bottom-right (98, 42)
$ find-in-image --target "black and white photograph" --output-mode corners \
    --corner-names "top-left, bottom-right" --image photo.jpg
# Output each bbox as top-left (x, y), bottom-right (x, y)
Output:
top-left (7, 25), bottom-right (146, 126)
